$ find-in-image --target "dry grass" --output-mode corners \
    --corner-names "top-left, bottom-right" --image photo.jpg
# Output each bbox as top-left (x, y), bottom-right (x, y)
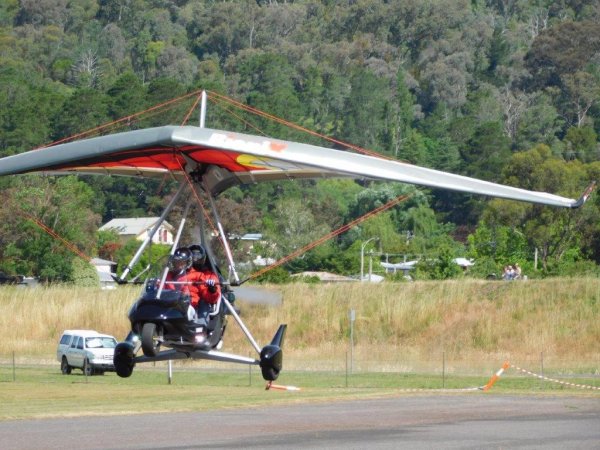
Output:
top-left (1, 278), bottom-right (599, 370)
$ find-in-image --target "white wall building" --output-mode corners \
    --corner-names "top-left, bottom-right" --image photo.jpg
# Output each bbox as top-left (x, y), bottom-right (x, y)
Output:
top-left (99, 217), bottom-right (174, 245)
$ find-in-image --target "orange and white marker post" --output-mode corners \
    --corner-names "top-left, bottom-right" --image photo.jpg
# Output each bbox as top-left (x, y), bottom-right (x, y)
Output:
top-left (265, 381), bottom-right (301, 391)
top-left (482, 360), bottom-right (510, 391)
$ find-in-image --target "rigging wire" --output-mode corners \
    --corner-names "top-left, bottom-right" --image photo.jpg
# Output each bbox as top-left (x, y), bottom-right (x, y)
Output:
top-left (207, 90), bottom-right (394, 160)
top-left (18, 211), bottom-right (91, 262)
top-left (244, 194), bottom-right (412, 283)
top-left (34, 89), bottom-right (203, 150)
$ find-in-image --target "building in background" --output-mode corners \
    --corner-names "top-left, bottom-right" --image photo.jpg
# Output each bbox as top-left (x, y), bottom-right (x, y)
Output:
top-left (99, 217), bottom-right (174, 245)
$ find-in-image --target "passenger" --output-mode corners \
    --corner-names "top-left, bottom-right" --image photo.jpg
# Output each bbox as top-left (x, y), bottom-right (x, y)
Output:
top-left (188, 244), bottom-right (221, 325)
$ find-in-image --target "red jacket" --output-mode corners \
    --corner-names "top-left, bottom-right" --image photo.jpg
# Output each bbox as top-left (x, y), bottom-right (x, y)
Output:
top-left (196, 269), bottom-right (221, 305)
top-left (165, 269), bottom-right (220, 308)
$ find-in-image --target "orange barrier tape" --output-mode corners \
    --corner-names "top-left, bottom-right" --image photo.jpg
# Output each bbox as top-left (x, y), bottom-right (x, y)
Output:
top-left (510, 364), bottom-right (600, 391)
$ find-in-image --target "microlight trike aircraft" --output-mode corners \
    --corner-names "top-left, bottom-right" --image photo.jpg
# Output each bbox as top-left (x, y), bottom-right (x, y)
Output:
top-left (0, 92), bottom-right (594, 382)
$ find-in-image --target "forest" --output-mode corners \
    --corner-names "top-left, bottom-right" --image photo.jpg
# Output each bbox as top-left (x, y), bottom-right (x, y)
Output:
top-left (0, 0), bottom-right (599, 283)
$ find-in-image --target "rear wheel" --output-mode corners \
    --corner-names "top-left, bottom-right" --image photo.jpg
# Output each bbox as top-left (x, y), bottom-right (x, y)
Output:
top-left (141, 322), bottom-right (161, 356)
top-left (60, 356), bottom-right (72, 375)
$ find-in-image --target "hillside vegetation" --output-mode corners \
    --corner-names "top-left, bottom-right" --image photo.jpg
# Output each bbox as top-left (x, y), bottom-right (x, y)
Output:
top-left (1, 2), bottom-right (600, 283)
top-left (2, 279), bottom-right (598, 370)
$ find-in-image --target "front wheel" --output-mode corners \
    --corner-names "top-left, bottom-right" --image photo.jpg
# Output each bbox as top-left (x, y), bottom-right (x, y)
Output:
top-left (141, 322), bottom-right (161, 356)
top-left (60, 356), bottom-right (72, 375)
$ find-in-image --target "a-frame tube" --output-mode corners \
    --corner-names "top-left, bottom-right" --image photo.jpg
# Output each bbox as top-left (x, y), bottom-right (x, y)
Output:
top-left (203, 181), bottom-right (240, 284)
top-left (118, 182), bottom-right (188, 281)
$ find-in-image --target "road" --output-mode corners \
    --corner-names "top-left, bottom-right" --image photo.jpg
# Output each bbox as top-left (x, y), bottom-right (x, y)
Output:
top-left (2, 395), bottom-right (598, 449)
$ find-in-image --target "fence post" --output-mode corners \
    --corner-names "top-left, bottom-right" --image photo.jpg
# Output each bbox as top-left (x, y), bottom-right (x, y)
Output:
top-left (345, 351), bottom-right (348, 388)
top-left (349, 309), bottom-right (355, 374)
top-left (540, 352), bottom-right (544, 390)
top-left (442, 351), bottom-right (445, 389)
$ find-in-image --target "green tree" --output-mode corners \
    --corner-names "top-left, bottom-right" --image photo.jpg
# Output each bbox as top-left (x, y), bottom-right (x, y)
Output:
top-left (106, 71), bottom-right (146, 121)
top-left (238, 52), bottom-right (304, 139)
top-left (461, 122), bottom-right (511, 181)
top-left (0, 62), bottom-right (67, 155)
top-left (342, 68), bottom-right (390, 152)
top-left (0, 176), bottom-right (99, 280)
top-left (51, 88), bottom-right (109, 140)
top-left (563, 126), bottom-right (598, 162)
top-left (524, 20), bottom-right (600, 89)
top-left (482, 146), bottom-right (592, 271)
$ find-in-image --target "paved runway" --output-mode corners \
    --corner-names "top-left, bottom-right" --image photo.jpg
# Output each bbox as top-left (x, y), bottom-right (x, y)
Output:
top-left (2, 395), bottom-right (598, 449)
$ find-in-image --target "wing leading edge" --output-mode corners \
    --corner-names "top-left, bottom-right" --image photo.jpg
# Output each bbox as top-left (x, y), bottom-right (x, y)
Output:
top-left (0, 125), bottom-right (593, 208)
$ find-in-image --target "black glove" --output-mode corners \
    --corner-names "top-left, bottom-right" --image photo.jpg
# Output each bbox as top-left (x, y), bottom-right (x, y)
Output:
top-left (206, 279), bottom-right (217, 293)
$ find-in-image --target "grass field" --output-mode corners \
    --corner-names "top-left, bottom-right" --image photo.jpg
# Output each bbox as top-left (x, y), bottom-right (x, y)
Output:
top-left (1, 364), bottom-right (598, 421)
top-left (1, 278), bottom-right (599, 420)
top-left (1, 277), bottom-right (598, 364)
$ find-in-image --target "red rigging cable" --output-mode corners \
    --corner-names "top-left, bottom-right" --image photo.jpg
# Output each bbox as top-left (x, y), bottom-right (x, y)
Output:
top-left (246, 194), bottom-right (411, 282)
top-left (175, 157), bottom-right (219, 237)
top-left (181, 93), bottom-right (203, 126)
top-left (35, 89), bottom-right (204, 149)
top-left (208, 96), bottom-right (269, 136)
top-left (19, 212), bottom-right (91, 262)
top-left (207, 90), bottom-right (394, 160)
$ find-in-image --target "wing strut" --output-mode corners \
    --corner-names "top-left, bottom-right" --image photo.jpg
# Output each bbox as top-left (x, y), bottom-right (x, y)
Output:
top-left (117, 182), bottom-right (188, 282)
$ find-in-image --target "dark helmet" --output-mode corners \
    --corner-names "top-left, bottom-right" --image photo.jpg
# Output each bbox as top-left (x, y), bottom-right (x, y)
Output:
top-left (168, 247), bottom-right (192, 275)
top-left (189, 244), bottom-right (206, 270)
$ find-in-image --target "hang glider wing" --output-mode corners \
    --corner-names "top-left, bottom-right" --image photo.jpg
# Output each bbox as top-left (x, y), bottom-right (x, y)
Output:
top-left (0, 125), bottom-right (593, 208)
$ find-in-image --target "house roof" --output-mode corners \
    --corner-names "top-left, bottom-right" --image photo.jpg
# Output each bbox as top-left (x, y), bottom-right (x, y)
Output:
top-left (381, 261), bottom-right (418, 270)
top-left (99, 217), bottom-right (173, 236)
top-left (90, 257), bottom-right (116, 266)
top-left (291, 271), bottom-right (357, 282)
top-left (454, 257), bottom-right (475, 267)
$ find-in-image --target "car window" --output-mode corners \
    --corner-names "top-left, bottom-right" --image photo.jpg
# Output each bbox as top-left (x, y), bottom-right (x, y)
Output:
top-left (103, 338), bottom-right (117, 348)
top-left (60, 334), bottom-right (72, 345)
top-left (77, 337), bottom-right (84, 349)
top-left (70, 337), bottom-right (78, 348)
top-left (86, 337), bottom-right (117, 349)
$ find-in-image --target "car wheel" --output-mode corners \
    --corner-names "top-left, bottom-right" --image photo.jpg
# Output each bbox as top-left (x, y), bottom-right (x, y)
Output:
top-left (60, 357), bottom-right (72, 375)
top-left (141, 322), bottom-right (161, 357)
top-left (83, 358), bottom-right (93, 376)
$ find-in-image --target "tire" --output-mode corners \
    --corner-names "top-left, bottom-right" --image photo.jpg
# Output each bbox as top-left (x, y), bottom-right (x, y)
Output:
top-left (114, 342), bottom-right (135, 378)
top-left (60, 356), bottom-right (72, 375)
top-left (141, 322), bottom-right (161, 357)
top-left (83, 358), bottom-right (93, 377)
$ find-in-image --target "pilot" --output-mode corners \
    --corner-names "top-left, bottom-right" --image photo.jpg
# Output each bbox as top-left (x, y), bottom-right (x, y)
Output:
top-left (165, 247), bottom-right (198, 305)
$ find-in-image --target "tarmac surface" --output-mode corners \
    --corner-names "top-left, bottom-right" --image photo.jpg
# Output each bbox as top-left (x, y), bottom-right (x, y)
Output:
top-left (2, 395), bottom-right (599, 449)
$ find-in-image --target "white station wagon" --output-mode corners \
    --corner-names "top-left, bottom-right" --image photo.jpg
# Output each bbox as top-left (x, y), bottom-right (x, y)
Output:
top-left (57, 330), bottom-right (118, 376)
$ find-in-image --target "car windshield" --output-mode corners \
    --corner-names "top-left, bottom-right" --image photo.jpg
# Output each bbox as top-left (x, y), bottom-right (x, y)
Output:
top-left (85, 337), bottom-right (117, 349)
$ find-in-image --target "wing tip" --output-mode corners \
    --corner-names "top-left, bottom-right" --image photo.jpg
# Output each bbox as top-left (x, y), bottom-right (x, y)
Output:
top-left (571, 181), bottom-right (596, 208)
